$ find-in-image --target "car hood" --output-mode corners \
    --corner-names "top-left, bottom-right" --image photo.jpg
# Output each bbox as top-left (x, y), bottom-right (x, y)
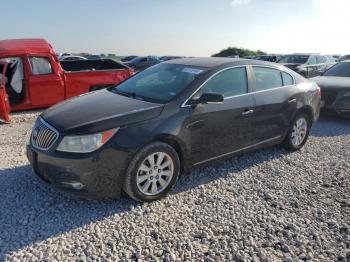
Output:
top-left (311, 76), bottom-right (350, 91)
top-left (41, 89), bottom-right (164, 135)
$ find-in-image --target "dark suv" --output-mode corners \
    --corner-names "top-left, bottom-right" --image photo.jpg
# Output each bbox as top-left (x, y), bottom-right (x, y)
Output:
top-left (278, 54), bottom-right (336, 78)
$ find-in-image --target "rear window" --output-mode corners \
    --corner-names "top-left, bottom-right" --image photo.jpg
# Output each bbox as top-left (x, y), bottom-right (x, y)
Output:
top-left (323, 62), bottom-right (350, 77)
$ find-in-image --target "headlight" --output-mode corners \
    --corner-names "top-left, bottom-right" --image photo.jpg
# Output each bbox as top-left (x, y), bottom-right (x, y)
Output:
top-left (57, 128), bottom-right (118, 153)
top-left (343, 92), bottom-right (350, 97)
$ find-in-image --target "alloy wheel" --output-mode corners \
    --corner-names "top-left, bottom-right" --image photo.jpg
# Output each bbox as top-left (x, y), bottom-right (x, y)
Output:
top-left (291, 117), bottom-right (308, 147)
top-left (136, 152), bottom-right (174, 196)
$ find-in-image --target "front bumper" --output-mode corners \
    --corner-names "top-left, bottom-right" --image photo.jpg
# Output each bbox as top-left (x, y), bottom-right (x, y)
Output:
top-left (26, 144), bottom-right (130, 199)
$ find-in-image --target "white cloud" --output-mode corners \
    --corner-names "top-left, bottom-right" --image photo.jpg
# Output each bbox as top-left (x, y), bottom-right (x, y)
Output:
top-left (231, 0), bottom-right (251, 7)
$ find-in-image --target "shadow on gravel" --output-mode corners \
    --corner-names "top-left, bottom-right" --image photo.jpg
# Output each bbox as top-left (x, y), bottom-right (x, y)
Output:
top-left (311, 114), bottom-right (350, 137)
top-left (0, 165), bottom-right (138, 259)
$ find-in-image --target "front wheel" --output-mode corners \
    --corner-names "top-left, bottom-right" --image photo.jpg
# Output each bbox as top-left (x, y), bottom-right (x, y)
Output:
top-left (123, 142), bottom-right (180, 202)
top-left (282, 113), bottom-right (311, 151)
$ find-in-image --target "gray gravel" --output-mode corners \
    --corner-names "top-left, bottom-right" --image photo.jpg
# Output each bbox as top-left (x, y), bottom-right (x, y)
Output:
top-left (0, 112), bottom-right (349, 261)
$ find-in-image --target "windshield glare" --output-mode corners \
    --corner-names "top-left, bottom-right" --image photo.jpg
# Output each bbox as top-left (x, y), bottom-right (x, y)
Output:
top-left (111, 63), bottom-right (205, 103)
top-left (278, 55), bottom-right (309, 64)
top-left (323, 62), bottom-right (350, 77)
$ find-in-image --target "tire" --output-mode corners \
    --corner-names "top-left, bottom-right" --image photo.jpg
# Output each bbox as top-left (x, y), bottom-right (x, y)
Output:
top-left (123, 142), bottom-right (180, 202)
top-left (282, 113), bottom-right (311, 151)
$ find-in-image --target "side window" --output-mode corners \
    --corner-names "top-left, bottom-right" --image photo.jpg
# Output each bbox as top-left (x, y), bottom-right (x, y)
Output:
top-left (253, 67), bottom-right (282, 91)
top-left (140, 58), bottom-right (147, 62)
top-left (29, 57), bottom-right (52, 75)
top-left (316, 56), bottom-right (326, 64)
top-left (201, 67), bottom-right (248, 98)
top-left (282, 71), bottom-right (294, 86)
top-left (307, 56), bottom-right (317, 65)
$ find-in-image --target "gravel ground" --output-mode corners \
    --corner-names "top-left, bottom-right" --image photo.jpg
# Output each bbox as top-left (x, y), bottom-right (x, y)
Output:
top-left (0, 111), bottom-right (349, 261)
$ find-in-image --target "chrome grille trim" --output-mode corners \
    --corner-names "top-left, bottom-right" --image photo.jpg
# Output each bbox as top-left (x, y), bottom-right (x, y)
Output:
top-left (31, 118), bottom-right (59, 151)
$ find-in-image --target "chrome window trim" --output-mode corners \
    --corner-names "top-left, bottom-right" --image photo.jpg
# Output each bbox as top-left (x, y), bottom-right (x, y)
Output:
top-left (31, 117), bottom-right (59, 151)
top-left (181, 64), bottom-right (296, 107)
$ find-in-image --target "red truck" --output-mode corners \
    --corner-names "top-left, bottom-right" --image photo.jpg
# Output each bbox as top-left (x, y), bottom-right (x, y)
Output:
top-left (0, 39), bottom-right (133, 122)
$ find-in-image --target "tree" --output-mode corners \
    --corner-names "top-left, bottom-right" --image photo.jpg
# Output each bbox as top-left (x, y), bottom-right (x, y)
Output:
top-left (212, 47), bottom-right (266, 58)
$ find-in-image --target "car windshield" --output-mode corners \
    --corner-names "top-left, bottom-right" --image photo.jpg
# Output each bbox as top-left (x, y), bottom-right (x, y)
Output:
top-left (129, 57), bottom-right (143, 63)
top-left (278, 55), bottom-right (309, 64)
top-left (110, 63), bottom-right (205, 103)
top-left (323, 62), bottom-right (350, 77)
top-left (340, 55), bottom-right (350, 62)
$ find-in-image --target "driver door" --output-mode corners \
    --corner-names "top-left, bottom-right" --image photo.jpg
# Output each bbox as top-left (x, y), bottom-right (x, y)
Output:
top-left (0, 62), bottom-right (10, 123)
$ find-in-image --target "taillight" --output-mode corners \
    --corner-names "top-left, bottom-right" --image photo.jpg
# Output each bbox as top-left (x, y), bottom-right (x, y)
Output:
top-left (316, 86), bottom-right (321, 97)
top-left (129, 69), bottom-right (136, 76)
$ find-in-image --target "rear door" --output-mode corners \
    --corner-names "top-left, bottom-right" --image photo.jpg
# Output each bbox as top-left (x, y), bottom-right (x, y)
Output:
top-left (250, 66), bottom-right (298, 144)
top-left (0, 62), bottom-right (10, 122)
top-left (27, 55), bottom-right (65, 107)
top-left (187, 66), bottom-right (256, 164)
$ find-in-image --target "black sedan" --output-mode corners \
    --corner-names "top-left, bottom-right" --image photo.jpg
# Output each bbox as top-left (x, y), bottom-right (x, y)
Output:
top-left (27, 58), bottom-right (321, 202)
top-left (312, 61), bottom-right (350, 117)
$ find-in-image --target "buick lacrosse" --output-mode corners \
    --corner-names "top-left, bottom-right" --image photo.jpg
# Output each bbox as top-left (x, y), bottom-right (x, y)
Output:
top-left (27, 58), bottom-right (321, 201)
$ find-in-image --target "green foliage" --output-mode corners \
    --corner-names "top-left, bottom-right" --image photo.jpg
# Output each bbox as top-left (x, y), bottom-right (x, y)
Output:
top-left (212, 47), bottom-right (266, 58)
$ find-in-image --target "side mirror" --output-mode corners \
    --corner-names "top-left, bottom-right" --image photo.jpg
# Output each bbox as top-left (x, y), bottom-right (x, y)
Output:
top-left (190, 92), bottom-right (224, 105)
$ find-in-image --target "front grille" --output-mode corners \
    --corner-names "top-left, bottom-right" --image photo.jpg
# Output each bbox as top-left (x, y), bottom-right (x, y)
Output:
top-left (31, 118), bottom-right (59, 150)
top-left (322, 91), bottom-right (338, 106)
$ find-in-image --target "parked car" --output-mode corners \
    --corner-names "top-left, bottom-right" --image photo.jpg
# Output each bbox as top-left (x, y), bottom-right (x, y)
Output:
top-left (124, 56), bottom-right (161, 71)
top-left (121, 56), bottom-right (137, 62)
top-left (0, 39), bottom-right (134, 122)
top-left (332, 55), bottom-right (341, 62)
top-left (59, 55), bottom-right (87, 61)
top-left (160, 56), bottom-right (185, 61)
top-left (312, 61), bottom-right (350, 117)
top-left (254, 54), bottom-right (282, 62)
top-left (244, 56), bottom-right (257, 59)
top-left (85, 55), bottom-right (102, 60)
top-left (27, 58), bottom-right (321, 201)
top-left (339, 55), bottom-right (350, 62)
top-left (278, 54), bottom-right (336, 78)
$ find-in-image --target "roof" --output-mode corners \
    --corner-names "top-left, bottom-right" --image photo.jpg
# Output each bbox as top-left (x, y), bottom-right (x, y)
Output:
top-left (0, 38), bottom-right (54, 56)
top-left (164, 57), bottom-right (276, 68)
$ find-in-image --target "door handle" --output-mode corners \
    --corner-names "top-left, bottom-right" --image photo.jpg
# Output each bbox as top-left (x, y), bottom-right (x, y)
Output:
top-left (288, 98), bottom-right (297, 103)
top-left (242, 109), bottom-right (254, 115)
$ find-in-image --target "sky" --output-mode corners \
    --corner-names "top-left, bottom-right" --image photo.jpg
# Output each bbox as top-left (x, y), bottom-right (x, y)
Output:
top-left (1, 0), bottom-right (350, 56)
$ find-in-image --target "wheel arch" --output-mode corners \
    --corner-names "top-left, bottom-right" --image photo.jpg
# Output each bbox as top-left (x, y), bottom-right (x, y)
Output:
top-left (150, 134), bottom-right (190, 173)
top-left (295, 105), bottom-right (315, 124)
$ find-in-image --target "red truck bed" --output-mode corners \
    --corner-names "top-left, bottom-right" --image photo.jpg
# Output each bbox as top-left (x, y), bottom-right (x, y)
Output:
top-left (0, 38), bottom-right (133, 123)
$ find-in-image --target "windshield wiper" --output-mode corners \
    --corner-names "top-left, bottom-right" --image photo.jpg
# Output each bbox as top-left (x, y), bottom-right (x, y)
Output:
top-left (114, 89), bottom-right (144, 101)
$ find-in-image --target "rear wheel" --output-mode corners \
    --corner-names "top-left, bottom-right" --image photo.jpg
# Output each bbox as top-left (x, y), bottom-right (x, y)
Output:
top-left (282, 113), bottom-right (310, 151)
top-left (123, 142), bottom-right (180, 202)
